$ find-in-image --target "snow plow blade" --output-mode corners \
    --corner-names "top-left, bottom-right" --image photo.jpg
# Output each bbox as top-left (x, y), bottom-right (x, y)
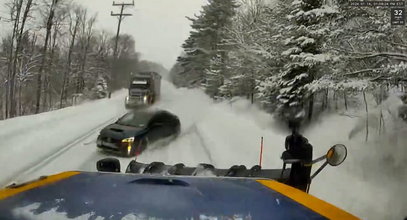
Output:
top-left (124, 160), bottom-right (291, 182)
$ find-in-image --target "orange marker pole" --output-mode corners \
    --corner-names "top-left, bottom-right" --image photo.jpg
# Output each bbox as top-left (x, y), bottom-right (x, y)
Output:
top-left (259, 137), bottom-right (264, 167)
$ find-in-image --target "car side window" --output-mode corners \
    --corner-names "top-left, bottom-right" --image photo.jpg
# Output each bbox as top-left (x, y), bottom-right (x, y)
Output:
top-left (148, 113), bottom-right (165, 127)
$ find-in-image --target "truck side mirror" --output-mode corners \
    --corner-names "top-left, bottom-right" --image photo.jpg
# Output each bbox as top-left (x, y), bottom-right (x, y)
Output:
top-left (97, 158), bottom-right (121, 172)
top-left (310, 144), bottom-right (348, 181)
top-left (326, 144), bottom-right (347, 166)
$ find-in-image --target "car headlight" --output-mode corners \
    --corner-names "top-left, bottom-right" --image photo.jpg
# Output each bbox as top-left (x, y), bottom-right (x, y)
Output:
top-left (122, 137), bottom-right (134, 143)
top-left (122, 137), bottom-right (134, 155)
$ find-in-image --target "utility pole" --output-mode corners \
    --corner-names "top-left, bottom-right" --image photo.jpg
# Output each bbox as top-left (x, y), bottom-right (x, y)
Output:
top-left (111, 0), bottom-right (134, 60)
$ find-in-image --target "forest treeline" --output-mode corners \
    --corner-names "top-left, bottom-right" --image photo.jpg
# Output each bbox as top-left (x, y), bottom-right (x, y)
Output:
top-left (171, 0), bottom-right (407, 122)
top-left (0, 0), bottom-right (167, 119)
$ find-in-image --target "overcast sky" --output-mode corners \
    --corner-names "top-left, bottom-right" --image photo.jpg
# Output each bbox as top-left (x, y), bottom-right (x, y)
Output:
top-left (75, 0), bottom-right (208, 69)
top-left (0, 0), bottom-right (208, 69)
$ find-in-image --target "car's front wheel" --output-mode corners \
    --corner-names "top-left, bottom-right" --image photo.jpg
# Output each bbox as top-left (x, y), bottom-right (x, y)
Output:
top-left (128, 138), bottom-right (148, 157)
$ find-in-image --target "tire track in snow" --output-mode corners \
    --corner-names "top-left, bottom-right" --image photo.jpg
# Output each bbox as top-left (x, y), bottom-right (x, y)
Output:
top-left (2, 116), bottom-right (118, 187)
top-left (169, 123), bottom-right (214, 164)
top-left (141, 123), bottom-right (214, 165)
top-left (191, 124), bottom-right (214, 164)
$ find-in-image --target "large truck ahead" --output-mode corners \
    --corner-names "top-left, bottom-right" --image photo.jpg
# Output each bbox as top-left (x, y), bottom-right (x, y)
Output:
top-left (125, 72), bottom-right (162, 109)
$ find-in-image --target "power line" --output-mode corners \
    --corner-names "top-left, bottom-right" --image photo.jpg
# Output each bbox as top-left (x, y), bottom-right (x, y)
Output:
top-left (111, 0), bottom-right (134, 60)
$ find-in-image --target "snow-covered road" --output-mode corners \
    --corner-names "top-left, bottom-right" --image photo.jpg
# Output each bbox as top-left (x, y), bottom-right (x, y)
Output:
top-left (0, 81), bottom-right (406, 220)
top-left (0, 91), bottom-right (126, 187)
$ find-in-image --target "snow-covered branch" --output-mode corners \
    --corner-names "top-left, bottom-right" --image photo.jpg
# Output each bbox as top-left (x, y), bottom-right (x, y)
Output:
top-left (352, 52), bottom-right (407, 60)
top-left (344, 68), bottom-right (382, 76)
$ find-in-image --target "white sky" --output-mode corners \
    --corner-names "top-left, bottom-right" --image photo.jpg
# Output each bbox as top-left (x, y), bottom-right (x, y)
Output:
top-left (74, 0), bottom-right (208, 69)
top-left (0, 0), bottom-right (208, 69)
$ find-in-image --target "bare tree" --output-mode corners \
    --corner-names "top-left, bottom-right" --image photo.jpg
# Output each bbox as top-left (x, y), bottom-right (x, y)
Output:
top-left (0, 0), bottom-right (136, 117)
top-left (60, 5), bottom-right (81, 108)
top-left (76, 9), bottom-right (96, 94)
top-left (5, 0), bottom-right (23, 118)
top-left (9, 0), bottom-right (34, 117)
top-left (42, 3), bottom-right (68, 110)
top-left (35, 0), bottom-right (59, 114)
top-left (17, 35), bottom-right (40, 115)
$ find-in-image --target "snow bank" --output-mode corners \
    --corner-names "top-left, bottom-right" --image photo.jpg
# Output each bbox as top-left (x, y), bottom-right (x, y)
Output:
top-left (304, 94), bottom-right (407, 220)
top-left (0, 91), bottom-right (126, 186)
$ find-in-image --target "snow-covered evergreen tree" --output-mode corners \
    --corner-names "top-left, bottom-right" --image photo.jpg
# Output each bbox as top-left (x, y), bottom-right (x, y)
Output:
top-left (313, 0), bottom-right (407, 105)
top-left (175, 0), bottom-right (238, 93)
top-left (218, 0), bottom-right (274, 102)
top-left (205, 54), bottom-right (224, 97)
top-left (273, 0), bottom-right (338, 121)
top-left (170, 0), bottom-right (407, 122)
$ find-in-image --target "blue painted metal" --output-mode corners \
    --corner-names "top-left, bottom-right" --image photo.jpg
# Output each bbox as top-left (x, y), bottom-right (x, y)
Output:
top-left (0, 172), bottom-right (327, 219)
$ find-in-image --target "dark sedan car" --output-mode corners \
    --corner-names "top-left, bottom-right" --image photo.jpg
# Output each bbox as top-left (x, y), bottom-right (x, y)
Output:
top-left (97, 109), bottom-right (181, 157)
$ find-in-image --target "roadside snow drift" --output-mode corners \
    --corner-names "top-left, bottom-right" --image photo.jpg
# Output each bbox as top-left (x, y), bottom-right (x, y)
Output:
top-left (0, 91), bottom-right (127, 186)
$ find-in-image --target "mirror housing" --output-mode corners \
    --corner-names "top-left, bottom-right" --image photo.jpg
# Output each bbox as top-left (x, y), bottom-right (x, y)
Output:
top-left (309, 144), bottom-right (348, 181)
top-left (97, 158), bottom-right (121, 172)
top-left (326, 144), bottom-right (347, 166)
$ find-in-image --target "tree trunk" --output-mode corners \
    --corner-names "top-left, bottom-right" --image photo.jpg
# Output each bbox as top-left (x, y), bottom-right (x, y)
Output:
top-left (77, 11), bottom-right (92, 94)
top-left (60, 10), bottom-right (80, 108)
top-left (10, 0), bottom-right (33, 117)
top-left (380, 110), bottom-right (385, 134)
top-left (60, 73), bottom-right (68, 108)
top-left (334, 91), bottom-right (338, 110)
top-left (79, 37), bottom-right (91, 93)
top-left (6, 0), bottom-right (24, 118)
top-left (308, 93), bottom-right (314, 121)
top-left (8, 0), bottom-right (23, 118)
top-left (49, 88), bottom-right (53, 110)
top-left (43, 24), bottom-right (58, 111)
top-left (1, 88), bottom-right (4, 120)
top-left (18, 82), bottom-right (22, 116)
top-left (35, 0), bottom-right (58, 114)
top-left (3, 84), bottom-right (7, 119)
top-left (363, 91), bottom-right (369, 142)
top-left (321, 90), bottom-right (325, 110)
top-left (379, 109), bottom-right (383, 135)
top-left (325, 89), bottom-right (329, 110)
top-left (344, 90), bottom-right (348, 110)
top-left (42, 76), bottom-right (49, 110)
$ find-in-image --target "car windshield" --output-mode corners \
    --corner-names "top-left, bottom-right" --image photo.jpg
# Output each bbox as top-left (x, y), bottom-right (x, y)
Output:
top-left (130, 78), bottom-right (150, 89)
top-left (116, 111), bottom-right (151, 127)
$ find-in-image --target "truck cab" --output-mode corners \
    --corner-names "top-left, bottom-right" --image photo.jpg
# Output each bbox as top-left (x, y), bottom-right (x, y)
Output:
top-left (125, 72), bottom-right (161, 109)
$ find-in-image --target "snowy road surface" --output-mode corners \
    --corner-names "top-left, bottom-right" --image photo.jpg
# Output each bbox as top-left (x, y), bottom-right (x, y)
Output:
top-left (0, 81), bottom-right (406, 220)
